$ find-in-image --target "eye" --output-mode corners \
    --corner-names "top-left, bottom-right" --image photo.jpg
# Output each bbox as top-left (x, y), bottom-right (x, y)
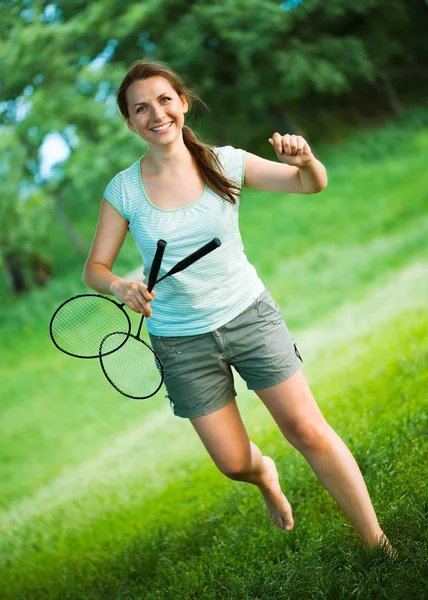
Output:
top-left (136, 97), bottom-right (171, 113)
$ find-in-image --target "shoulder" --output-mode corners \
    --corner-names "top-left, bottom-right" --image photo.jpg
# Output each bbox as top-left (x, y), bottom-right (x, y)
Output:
top-left (211, 145), bottom-right (243, 159)
top-left (109, 158), bottom-right (141, 183)
top-left (103, 158), bottom-right (141, 219)
top-left (104, 158), bottom-right (140, 196)
top-left (211, 145), bottom-right (246, 187)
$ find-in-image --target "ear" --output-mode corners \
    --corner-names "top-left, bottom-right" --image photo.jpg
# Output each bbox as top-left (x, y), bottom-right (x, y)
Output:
top-left (181, 96), bottom-right (189, 114)
top-left (126, 119), bottom-right (136, 133)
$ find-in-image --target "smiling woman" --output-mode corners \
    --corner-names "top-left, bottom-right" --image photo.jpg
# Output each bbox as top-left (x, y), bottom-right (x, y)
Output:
top-left (115, 61), bottom-right (242, 206)
top-left (81, 58), bottom-right (394, 556)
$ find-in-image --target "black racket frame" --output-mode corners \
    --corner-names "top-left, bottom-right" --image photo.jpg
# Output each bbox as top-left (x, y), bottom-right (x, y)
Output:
top-left (49, 237), bottom-right (222, 400)
top-left (49, 294), bottom-right (132, 359)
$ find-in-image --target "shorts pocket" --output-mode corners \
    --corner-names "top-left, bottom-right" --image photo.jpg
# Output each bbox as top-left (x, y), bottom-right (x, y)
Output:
top-left (255, 294), bottom-right (283, 325)
top-left (149, 334), bottom-right (195, 368)
top-left (149, 335), bottom-right (175, 362)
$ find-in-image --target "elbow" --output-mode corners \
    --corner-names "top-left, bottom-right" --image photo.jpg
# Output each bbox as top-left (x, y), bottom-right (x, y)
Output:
top-left (313, 172), bottom-right (328, 194)
top-left (82, 260), bottom-right (92, 287)
top-left (82, 269), bottom-right (89, 288)
top-left (315, 180), bottom-right (328, 193)
top-left (303, 182), bottom-right (327, 194)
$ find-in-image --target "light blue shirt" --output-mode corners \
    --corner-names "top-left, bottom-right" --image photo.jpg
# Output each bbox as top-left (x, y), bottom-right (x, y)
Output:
top-left (104, 146), bottom-right (265, 335)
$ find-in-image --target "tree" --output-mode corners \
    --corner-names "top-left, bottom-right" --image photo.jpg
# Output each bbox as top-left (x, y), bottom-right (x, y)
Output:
top-left (0, 127), bottom-right (54, 292)
top-left (1, 0), bottom-right (427, 292)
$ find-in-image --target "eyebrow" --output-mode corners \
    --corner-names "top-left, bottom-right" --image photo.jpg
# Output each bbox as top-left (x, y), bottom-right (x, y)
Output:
top-left (134, 93), bottom-right (170, 107)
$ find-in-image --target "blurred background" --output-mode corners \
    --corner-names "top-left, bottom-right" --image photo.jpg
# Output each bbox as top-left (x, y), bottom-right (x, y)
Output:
top-left (1, 2), bottom-right (428, 599)
top-left (1, 0), bottom-right (427, 305)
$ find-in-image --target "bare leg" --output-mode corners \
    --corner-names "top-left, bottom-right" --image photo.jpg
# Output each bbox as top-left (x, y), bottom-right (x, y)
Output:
top-left (255, 369), bottom-right (395, 554)
top-left (190, 400), bottom-right (294, 531)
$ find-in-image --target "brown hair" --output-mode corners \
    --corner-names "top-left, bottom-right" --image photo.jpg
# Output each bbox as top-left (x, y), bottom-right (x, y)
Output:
top-left (116, 59), bottom-right (241, 205)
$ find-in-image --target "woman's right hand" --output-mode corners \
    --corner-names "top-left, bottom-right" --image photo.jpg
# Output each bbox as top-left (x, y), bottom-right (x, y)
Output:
top-left (110, 279), bottom-right (156, 317)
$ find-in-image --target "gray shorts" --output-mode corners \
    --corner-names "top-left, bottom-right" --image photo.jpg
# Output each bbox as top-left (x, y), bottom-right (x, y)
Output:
top-left (149, 289), bottom-right (303, 419)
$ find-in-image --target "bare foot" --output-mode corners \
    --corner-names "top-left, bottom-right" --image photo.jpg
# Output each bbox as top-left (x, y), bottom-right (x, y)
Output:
top-left (258, 456), bottom-right (294, 532)
top-left (371, 533), bottom-right (398, 559)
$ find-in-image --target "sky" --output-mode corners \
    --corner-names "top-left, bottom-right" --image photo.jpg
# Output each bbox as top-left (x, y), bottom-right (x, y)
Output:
top-left (35, 0), bottom-right (303, 179)
top-left (39, 133), bottom-right (70, 179)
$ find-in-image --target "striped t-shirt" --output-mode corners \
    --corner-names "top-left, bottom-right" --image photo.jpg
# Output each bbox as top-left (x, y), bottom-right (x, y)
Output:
top-left (103, 145), bottom-right (265, 336)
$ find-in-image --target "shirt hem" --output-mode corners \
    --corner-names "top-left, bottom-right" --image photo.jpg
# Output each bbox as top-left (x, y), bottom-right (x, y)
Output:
top-left (147, 281), bottom-right (266, 337)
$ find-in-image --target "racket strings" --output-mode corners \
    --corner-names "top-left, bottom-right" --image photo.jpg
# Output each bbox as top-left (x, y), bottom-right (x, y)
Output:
top-left (100, 333), bottom-right (163, 399)
top-left (50, 296), bottom-right (130, 358)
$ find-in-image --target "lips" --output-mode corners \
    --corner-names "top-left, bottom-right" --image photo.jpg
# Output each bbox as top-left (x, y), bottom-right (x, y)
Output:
top-left (150, 122), bottom-right (173, 133)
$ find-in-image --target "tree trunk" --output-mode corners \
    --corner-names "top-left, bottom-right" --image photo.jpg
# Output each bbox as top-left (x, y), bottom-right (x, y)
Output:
top-left (29, 253), bottom-right (53, 287)
top-left (375, 75), bottom-right (403, 115)
top-left (3, 252), bottom-right (29, 294)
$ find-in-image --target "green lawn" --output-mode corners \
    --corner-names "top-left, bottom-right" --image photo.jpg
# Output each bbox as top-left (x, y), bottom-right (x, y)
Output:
top-left (0, 106), bottom-right (427, 599)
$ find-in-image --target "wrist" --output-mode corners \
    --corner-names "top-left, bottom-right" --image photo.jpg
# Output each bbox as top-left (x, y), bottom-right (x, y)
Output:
top-left (109, 277), bottom-right (125, 295)
top-left (298, 158), bottom-right (315, 170)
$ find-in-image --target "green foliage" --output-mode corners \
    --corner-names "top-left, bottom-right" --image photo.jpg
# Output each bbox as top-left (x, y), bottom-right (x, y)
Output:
top-left (1, 0), bottom-right (427, 293)
top-left (0, 126), bottom-right (53, 258)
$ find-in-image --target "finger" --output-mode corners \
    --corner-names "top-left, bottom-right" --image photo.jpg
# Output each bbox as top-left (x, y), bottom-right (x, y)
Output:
top-left (289, 135), bottom-right (297, 154)
top-left (142, 304), bottom-right (152, 318)
top-left (137, 283), bottom-right (154, 302)
top-left (134, 292), bottom-right (148, 313)
top-left (281, 133), bottom-right (292, 154)
top-left (144, 299), bottom-right (153, 317)
top-left (126, 300), bottom-right (140, 314)
top-left (296, 136), bottom-right (305, 155)
top-left (136, 300), bottom-right (152, 317)
top-left (271, 132), bottom-right (283, 153)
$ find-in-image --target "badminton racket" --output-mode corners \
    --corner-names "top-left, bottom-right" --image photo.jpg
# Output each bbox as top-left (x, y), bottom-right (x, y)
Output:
top-left (99, 238), bottom-right (221, 399)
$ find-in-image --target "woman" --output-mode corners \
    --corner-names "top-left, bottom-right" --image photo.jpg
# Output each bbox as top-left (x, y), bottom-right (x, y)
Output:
top-left (84, 59), bottom-right (393, 554)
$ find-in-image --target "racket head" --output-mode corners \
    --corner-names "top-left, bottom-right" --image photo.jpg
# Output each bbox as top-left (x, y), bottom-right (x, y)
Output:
top-left (99, 332), bottom-right (164, 399)
top-left (50, 294), bottom-right (131, 359)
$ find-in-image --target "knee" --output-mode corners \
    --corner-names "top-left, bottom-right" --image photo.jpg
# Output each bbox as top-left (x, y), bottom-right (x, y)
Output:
top-left (286, 420), bottom-right (332, 453)
top-left (218, 459), bottom-right (252, 480)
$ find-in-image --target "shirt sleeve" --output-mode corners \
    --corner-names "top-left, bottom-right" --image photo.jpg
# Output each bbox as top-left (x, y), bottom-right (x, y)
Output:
top-left (214, 146), bottom-right (246, 189)
top-left (103, 172), bottom-right (128, 220)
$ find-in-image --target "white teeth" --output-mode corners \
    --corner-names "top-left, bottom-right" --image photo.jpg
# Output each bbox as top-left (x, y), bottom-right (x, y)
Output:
top-left (151, 122), bottom-right (172, 132)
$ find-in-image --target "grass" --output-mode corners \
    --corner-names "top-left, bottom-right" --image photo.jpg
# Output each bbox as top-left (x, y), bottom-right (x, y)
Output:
top-left (1, 267), bottom-right (427, 600)
top-left (0, 104), bottom-right (427, 599)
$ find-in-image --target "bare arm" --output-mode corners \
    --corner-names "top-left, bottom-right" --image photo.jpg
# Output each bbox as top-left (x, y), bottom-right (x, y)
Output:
top-left (83, 199), bottom-right (155, 316)
top-left (244, 133), bottom-right (327, 194)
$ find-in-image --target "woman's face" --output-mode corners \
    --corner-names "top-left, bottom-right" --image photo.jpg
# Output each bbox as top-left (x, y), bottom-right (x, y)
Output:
top-left (125, 76), bottom-right (188, 145)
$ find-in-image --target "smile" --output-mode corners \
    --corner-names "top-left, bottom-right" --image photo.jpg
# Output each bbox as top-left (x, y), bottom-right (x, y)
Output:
top-left (150, 122), bottom-right (173, 133)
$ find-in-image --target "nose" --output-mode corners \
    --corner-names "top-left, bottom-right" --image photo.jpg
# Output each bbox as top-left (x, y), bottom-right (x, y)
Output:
top-left (152, 103), bottom-right (165, 121)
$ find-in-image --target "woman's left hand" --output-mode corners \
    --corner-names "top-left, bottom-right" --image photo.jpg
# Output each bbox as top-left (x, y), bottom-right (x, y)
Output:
top-left (268, 133), bottom-right (314, 167)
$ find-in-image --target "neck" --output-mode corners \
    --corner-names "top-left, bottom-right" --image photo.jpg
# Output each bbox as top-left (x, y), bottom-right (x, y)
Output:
top-left (142, 134), bottom-right (193, 176)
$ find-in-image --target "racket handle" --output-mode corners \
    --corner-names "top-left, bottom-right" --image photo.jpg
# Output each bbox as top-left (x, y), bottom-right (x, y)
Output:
top-left (138, 239), bottom-right (166, 338)
top-left (147, 239), bottom-right (167, 292)
top-left (165, 238), bottom-right (221, 277)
